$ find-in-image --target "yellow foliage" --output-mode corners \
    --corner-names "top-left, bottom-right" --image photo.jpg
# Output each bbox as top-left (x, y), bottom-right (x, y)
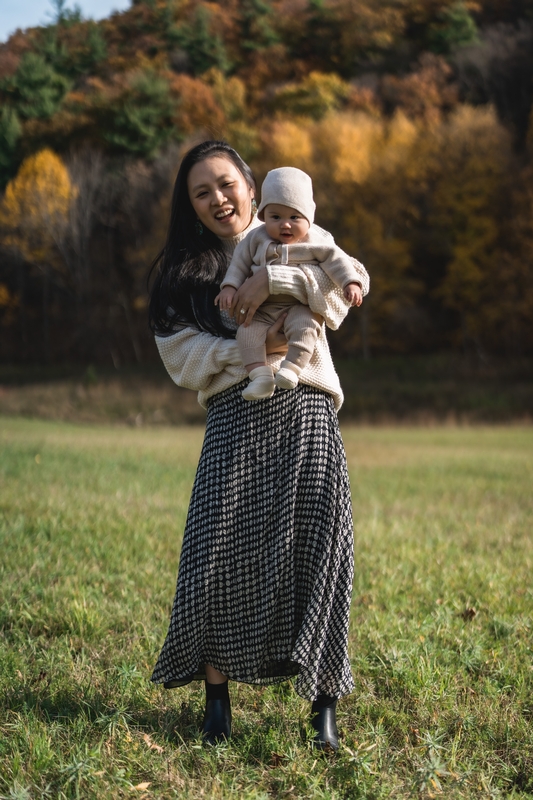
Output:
top-left (0, 282), bottom-right (19, 327)
top-left (0, 149), bottom-right (77, 264)
top-left (271, 71), bottom-right (351, 120)
top-left (430, 105), bottom-right (512, 334)
top-left (383, 112), bottom-right (420, 169)
top-left (0, 283), bottom-right (16, 307)
top-left (224, 120), bottom-right (260, 163)
top-left (441, 104), bottom-right (505, 159)
top-left (315, 112), bottom-right (384, 185)
top-left (204, 69), bottom-right (247, 122)
top-left (265, 119), bottom-right (314, 170)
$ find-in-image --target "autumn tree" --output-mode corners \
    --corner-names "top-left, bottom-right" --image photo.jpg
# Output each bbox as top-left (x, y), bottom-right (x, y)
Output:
top-left (203, 69), bottom-right (259, 160)
top-left (453, 22), bottom-right (533, 149)
top-left (1, 0), bottom-right (533, 363)
top-left (380, 53), bottom-right (458, 123)
top-left (429, 105), bottom-right (514, 354)
top-left (269, 72), bottom-right (351, 120)
top-left (65, 148), bottom-right (105, 304)
top-left (0, 149), bottom-right (77, 360)
top-left (286, 0), bottom-right (406, 78)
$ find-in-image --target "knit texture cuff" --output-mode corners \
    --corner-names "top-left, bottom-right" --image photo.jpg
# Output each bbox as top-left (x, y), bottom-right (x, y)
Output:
top-left (267, 264), bottom-right (303, 296)
top-left (218, 340), bottom-right (242, 367)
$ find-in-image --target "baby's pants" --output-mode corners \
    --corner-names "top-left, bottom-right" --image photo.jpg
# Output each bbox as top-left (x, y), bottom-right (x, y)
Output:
top-left (236, 301), bottom-right (323, 369)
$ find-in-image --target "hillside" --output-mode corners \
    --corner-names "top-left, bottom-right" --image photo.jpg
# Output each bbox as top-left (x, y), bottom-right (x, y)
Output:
top-left (1, 0), bottom-right (533, 364)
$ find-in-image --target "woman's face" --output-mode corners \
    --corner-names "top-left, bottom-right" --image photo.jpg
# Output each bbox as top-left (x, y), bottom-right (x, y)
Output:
top-left (187, 156), bottom-right (255, 239)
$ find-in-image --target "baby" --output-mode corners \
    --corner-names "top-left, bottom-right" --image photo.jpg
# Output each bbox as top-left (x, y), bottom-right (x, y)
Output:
top-left (216, 167), bottom-right (362, 401)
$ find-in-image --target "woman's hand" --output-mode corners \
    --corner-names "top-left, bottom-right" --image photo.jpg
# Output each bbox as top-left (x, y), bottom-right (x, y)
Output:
top-left (265, 313), bottom-right (288, 356)
top-left (230, 268), bottom-right (270, 327)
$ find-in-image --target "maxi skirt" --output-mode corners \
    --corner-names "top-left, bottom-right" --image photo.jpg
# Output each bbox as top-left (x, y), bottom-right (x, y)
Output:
top-left (151, 382), bottom-right (355, 700)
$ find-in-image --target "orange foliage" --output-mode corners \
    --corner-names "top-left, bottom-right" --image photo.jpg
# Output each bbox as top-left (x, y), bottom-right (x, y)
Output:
top-left (169, 74), bottom-right (225, 135)
top-left (381, 54), bottom-right (459, 124)
top-left (346, 85), bottom-right (382, 117)
top-left (238, 45), bottom-right (302, 107)
top-left (0, 50), bottom-right (21, 80)
top-left (328, 0), bottom-right (406, 55)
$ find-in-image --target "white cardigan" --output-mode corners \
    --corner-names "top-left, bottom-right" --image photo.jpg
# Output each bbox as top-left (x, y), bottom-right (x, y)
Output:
top-left (155, 218), bottom-right (370, 411)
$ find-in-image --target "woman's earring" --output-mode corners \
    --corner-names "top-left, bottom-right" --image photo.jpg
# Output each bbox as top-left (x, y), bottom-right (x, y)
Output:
top-left (195, 218), bottom-right (204, 236)
top-left (251, 199), bottom-right (257, 216)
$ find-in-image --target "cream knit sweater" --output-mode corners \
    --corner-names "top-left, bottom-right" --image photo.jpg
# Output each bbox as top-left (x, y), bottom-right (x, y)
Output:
top-left (155, 217), bottom-right (369, 411)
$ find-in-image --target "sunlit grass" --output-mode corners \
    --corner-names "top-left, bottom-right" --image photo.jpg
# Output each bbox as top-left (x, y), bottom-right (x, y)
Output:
top-left (1, 417), bottom-right (532, 798)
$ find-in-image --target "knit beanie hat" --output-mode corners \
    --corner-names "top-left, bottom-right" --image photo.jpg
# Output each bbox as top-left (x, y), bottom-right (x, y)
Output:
top-left (257, 167), bottom-right (316, 224)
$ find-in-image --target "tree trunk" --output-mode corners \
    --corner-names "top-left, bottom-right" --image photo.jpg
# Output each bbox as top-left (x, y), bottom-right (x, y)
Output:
top-left (361, 302), bottom-right (370, 361)
top-left (119, 290), bottom-right (142, 364)
top-left (42, 265), bottom-right (51, 363)
top-left (18, 259), bottom-right (27, 354)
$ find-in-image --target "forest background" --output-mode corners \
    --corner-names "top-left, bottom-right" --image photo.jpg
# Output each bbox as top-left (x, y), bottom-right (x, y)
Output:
top-left (1, 0), bottom-right (533, 418)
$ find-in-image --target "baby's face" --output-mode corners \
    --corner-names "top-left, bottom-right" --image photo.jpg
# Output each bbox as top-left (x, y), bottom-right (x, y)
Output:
top-left (263, 204), bottom-right (310, 245)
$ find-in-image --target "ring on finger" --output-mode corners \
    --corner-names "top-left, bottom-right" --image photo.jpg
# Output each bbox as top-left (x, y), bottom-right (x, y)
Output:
top-left (240, 309), bottom-right (246, 315)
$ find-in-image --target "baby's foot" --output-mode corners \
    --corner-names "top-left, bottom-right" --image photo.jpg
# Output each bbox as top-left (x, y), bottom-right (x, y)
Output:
top-left (242, 366), bottom-right (275, 401)
top-left (275, 360), bottom-right (301, 390)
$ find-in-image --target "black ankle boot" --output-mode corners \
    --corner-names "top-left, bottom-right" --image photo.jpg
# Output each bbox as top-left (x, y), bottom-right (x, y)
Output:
top-left (310, 695), bottom-right (339, 751)
top-left (202, 681), bottom-right (231, 745)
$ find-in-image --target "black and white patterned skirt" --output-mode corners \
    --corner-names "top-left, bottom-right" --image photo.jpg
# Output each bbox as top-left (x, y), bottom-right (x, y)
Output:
top-left (151, 382), bottom-right (355, 700)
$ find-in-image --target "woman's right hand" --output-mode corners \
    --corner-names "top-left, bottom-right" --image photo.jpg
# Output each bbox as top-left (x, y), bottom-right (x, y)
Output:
top-left (265, 313), bottom-right (288, 356)
top-left (230, 268), bottom-right (270, 327)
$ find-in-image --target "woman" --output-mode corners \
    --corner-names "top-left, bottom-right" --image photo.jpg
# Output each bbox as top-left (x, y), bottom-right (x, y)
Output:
top-left (149, 140), bottom-right (369, 749)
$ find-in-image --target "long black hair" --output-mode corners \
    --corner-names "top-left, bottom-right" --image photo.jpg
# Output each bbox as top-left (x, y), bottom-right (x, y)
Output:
top-left (148, 140), bottom-right (256, 337)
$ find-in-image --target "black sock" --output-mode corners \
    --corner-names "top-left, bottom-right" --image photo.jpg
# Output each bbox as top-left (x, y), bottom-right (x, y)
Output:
top-left (312, 694), bottom-right (337, 712)
top-left (205, 679), bottom-right (229, 702)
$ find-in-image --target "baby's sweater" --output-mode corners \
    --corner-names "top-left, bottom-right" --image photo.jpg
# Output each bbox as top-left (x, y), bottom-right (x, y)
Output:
top-left (155, 217), bottom-right (370, 411)
top-left (221, 225), bottom-right (361, 300)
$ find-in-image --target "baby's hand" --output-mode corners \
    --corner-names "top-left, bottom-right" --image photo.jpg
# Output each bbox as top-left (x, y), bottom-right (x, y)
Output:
top-left (215, 286), bottom-right (236, 310)
top-left (344, 282), bottom-right (362, 307)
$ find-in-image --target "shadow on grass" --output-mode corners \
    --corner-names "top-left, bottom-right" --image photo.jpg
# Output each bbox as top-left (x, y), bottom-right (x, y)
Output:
top-left (5, 664), bottom-right (329, 762)
top-left (5, 683), bottom-right (202, 744)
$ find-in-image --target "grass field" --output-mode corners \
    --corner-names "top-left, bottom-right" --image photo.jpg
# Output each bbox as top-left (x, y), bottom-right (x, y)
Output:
top-left (1, 417), bottom-right (532, 799)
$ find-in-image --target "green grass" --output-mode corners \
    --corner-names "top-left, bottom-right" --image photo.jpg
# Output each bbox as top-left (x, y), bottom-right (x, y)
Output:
top-left (1, 418), bottom-right (532, 799)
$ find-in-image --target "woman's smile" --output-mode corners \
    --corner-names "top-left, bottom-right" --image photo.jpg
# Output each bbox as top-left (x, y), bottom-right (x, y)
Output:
top-left (215, 208), bottom-right (235, 221)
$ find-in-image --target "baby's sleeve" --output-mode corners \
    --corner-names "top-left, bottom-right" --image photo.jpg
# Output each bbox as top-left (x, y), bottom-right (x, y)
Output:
top-left (221, 232), bottom-right (257, 289)
top-left (313, 244), bottom-right (369, 292)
